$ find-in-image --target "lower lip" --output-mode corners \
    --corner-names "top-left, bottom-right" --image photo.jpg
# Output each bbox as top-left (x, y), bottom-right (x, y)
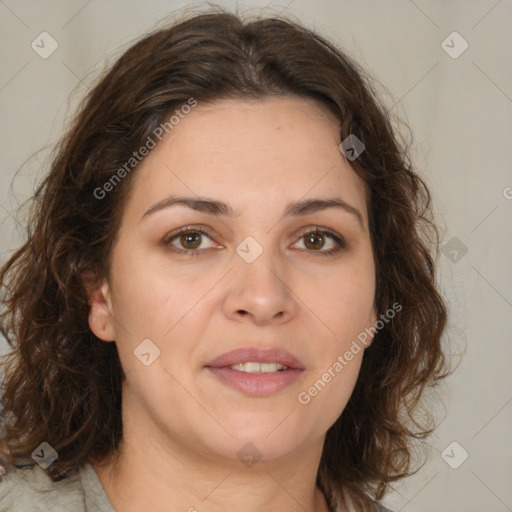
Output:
top-left (206, 367), bottom-right (303, 397)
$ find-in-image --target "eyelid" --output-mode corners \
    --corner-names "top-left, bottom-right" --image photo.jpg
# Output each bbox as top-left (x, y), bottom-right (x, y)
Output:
top-left (292, 226), bottom-right (346, 252)
top-left (295, 225), bottom-right (343, 240)
top-left (162, 226), bottom-right (220, 256)
top-left (162, 225), bottom-right (215, 245)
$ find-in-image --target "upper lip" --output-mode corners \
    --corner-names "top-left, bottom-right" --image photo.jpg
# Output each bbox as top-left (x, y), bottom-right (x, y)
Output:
top-left (205, 346), bottom-right (305, 370)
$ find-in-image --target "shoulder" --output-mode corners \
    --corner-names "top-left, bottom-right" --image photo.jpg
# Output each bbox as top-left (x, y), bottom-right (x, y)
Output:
top-left (0, 460), bottom-right (86, 512)
top-left (375, 504), bottom-right (394, 512)
top-left (331, 490), bottom-right (395, 512)
top-left (334, 502), bottom-right (394, 512)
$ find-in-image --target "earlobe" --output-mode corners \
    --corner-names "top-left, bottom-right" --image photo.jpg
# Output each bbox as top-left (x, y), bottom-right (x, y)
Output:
top-left (370, 307), bottom-right (378, 327)
top-left (364, 307), bottom-right (379, 349)
top-left (87, 278), bottom-right (116, 342)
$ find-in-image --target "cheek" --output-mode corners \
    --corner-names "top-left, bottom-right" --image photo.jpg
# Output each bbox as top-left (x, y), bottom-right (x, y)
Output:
top-left (109, 249), bottom-right (196, 332)
top-left (317, 266), bottom-right (375, 338)
top-left (107, 255), bottom-right (213, 380)
top-left (296, 351), bottom-right (363, 437)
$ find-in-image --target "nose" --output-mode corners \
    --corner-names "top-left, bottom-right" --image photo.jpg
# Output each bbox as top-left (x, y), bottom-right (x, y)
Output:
top-left (222, 243), bottom-right (298, 326)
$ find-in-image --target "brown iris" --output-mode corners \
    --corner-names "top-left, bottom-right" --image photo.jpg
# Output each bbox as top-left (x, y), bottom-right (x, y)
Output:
top-left (304, 232), bottom-right (325, 250)
top-left (180, 232), bottom-right (202, 249)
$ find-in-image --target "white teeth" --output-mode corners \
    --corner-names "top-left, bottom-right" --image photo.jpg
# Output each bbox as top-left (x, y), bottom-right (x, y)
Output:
top-left (229, 362), bottom-right (289, 373)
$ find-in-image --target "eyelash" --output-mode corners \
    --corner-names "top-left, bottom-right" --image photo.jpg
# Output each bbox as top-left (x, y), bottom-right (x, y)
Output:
top-left (163, 225), bottom-right (346, 257)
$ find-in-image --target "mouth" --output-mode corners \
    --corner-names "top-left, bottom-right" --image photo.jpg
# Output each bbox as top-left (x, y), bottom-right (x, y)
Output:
top-left (204, 346), bottom-right (305, 370)
top-left (204, 346), bottom-right (305, 397)
top-left (228, 362), bottom-right (290, 373)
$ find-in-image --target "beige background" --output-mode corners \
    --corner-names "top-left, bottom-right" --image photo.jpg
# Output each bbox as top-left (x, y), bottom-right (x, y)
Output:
top-left (1, 1), bottom-right (511, 510)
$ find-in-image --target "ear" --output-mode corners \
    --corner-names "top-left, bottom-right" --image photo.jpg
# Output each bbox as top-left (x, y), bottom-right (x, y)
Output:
top-left (85, 273), bottom-right (116, 342)
top-left (363, 306), bottom-right (379, 349)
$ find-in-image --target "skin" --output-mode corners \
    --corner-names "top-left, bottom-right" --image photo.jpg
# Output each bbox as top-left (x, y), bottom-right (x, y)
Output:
top-left (88, 96), bottom-right (378, 512)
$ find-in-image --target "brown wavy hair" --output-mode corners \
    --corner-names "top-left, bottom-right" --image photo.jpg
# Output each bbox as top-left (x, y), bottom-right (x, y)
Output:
top-left (0, 7), bottom-right (451, 511)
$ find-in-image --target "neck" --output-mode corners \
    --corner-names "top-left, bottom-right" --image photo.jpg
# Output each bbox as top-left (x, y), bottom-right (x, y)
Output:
top-left (91, 409), bottom-right (331, 512)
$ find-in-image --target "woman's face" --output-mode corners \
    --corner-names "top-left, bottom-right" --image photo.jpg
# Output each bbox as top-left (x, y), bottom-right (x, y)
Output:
top-left (89, 96), bottom-right (377, 465)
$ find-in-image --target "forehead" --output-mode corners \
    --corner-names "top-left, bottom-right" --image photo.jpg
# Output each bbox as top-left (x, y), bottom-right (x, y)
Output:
top-left (126, 96), bottom-right (369, 224)
top-left (169, 96), bottom-right (341, 155)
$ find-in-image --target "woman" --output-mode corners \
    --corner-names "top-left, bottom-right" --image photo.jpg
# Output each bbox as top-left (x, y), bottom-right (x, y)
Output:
top-left (0, 8), bottom-right (450, 512)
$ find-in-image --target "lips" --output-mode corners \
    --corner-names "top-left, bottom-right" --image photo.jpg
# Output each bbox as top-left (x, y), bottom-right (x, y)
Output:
top-left (204, 346), bottom-right (305, 370)
top-left (204, 346), bottom-right (304, 397)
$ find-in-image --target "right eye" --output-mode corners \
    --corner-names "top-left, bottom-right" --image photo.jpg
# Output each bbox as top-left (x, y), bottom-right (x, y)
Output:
top-left (163, 226), bottom-right (218, 254)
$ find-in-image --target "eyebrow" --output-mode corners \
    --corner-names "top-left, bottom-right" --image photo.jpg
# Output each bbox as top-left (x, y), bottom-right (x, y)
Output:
top-left (141, 195), bottom-right (364, 229)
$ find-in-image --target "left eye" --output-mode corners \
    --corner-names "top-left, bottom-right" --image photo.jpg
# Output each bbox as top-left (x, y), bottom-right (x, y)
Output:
top-left (293, 229), bottom-right (344, 253)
